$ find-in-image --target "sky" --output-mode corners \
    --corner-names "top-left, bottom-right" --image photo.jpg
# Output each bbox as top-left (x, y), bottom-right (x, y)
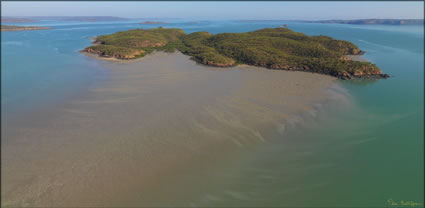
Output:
top-left (1, 1), bottom-right (424, 20)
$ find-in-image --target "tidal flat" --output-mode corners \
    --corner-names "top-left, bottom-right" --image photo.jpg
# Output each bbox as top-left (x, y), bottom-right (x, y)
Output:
top-left (1, 51), bottom-right (345, 207)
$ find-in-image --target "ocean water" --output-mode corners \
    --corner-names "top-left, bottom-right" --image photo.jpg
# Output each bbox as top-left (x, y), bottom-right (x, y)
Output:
top-left (1, 20), bottom-right (423, 206)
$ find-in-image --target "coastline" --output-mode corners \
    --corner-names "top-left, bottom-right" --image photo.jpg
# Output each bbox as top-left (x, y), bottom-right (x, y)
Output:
top-left (2, 51), bottom-right (347, 207)
top-left (83, 50), bottom-right (387, 80)
top-left (81, 51), bottom-right (135, 62)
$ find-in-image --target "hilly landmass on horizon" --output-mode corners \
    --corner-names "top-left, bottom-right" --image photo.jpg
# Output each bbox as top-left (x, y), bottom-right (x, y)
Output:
top-left (1, 16), bottom-right (130, 23)
top-left (303, 18), bottom-right (424, 25)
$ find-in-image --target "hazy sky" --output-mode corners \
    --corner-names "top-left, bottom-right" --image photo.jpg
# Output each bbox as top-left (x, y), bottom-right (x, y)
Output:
top-left (1, 1), bottom-right (424, 20)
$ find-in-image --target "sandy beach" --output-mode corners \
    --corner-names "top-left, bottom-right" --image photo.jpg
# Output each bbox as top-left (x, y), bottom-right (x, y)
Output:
top-left (2, 52), bottom-right (343, 207)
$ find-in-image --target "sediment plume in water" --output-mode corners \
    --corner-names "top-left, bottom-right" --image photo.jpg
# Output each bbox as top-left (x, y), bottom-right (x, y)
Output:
top-left (2, 52), bottom-right (345, 207)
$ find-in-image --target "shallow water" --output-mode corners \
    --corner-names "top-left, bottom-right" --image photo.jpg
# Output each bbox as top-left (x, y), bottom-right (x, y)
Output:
top-left (1, 20), bottom-right (424, 207)
top-left (2, 52), bottom-right (338, 206)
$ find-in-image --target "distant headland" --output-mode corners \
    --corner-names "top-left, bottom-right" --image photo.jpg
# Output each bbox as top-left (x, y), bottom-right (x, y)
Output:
top-left (82, 27), bottom-right (389, 80)
top-left (304, 19), bottom-right (424, 25)
top-left (1, 25), bottom-right (52, 31)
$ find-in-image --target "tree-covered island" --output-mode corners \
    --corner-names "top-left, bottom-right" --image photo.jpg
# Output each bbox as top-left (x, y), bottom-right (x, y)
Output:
top-left (82, 27), bottom-right (389, 79)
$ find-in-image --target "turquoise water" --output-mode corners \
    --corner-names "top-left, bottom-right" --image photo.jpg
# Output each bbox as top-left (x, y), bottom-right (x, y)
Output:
top-left (2, 20), bottom-right (423, 206)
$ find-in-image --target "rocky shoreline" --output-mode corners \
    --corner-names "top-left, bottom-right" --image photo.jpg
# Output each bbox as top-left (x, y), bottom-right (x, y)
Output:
top-left (189, 58), bottom-right (389, 80)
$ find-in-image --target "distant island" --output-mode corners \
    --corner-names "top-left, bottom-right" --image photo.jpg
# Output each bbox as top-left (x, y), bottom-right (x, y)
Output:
top-left (1, 25), bottom-right (51, 31)
top-left (305, 19), bottom-right (424, 25)
top-left (139, 21), bottom-right (169, 24)
top-left (54, 16), bottom-right (129, 22)
top-left (82, 27), bottom-right (389, 79)
top-left (237, 20), bottom-right (285, 22)
top-left (1, 16), bottom-right (129, 22)
top-left (1, 17), bottom-right (37, 23)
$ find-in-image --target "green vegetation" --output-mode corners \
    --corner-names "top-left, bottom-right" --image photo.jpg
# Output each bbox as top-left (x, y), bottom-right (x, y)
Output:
top-left (178, 32), bottom-right (236, 66)
top-left (83, 28), bottom-right (185, 59)
top-left (82, 27), bottom-right (389, 79)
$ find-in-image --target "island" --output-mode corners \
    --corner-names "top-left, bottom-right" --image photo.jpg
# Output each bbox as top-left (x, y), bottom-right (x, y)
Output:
top-left (304, 19), bottom-right (424, 25)
top-left (81, 27), bottom-right (389, 79)
top-left (50, 16), bottom-right (128, 22)
top-left (138, 21), bottom-right (169, 24)
top-left (1, 25), bottom-right (52, 32)
top-left (2, 16), bottom-right (129, 23)
top-left (1, 17), bottom-right (37, 23)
